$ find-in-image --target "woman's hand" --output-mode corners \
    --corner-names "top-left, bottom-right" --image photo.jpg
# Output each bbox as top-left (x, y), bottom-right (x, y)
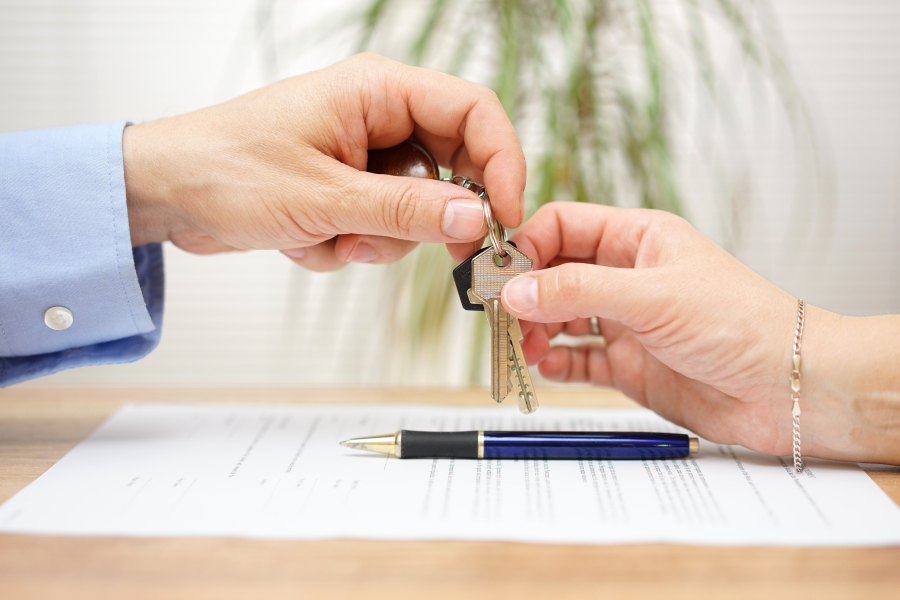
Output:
top-left (122, 53), bottom-right (525, 271)
top-left (499, 202), bottom-right (900, 464)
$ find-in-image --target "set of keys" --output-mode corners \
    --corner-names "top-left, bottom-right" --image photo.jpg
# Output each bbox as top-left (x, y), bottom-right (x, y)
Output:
top-left (367, 139), bottom-right (539, 414)
top-left (451, 192), bottom-right (539, 414)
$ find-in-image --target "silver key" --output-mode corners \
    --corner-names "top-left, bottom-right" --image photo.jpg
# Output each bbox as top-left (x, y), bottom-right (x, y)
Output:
top-left (470, 241), bottom-right (533, 405)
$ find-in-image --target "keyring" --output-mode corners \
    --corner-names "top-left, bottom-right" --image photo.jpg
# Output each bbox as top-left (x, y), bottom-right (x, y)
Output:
top-left (481, 194), bottom-right (507, 257)
top-left (442, 173), bottom-right (507, 257)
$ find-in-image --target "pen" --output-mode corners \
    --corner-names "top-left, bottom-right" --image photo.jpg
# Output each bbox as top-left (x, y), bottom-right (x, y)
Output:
top-left (341, 430), bottom-right (699, 460)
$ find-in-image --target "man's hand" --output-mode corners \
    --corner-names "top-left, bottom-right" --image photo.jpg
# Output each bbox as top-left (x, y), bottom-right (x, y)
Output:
top-left (122, 53), bottom-right (526, 271)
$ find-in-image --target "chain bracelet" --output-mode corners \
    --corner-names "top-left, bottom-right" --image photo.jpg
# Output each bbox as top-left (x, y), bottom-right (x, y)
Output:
top-left (791, 299), bottom-right (806, 473)
top-left (442, 174), bottom-right (507, 256)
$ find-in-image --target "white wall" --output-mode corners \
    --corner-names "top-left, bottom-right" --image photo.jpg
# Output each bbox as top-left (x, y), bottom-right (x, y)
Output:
top-left (738, 1), bottom-right (900, 318)
top-left (2, 0), bottom-right (898, 387)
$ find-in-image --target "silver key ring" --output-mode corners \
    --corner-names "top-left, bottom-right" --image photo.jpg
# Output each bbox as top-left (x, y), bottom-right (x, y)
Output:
top-left (481, 194), bottom-right (507, 257)
top-left (442, 174), bottom-right (507, 257)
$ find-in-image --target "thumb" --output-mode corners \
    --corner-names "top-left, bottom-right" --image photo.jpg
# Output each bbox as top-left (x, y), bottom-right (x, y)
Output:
top-left (333, 169), bottom-right (489, 243)
top-left (501, 262), bottom-right (658, 327)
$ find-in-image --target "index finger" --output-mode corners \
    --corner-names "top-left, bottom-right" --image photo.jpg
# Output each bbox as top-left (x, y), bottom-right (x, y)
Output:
top-left (511, 202), bottom-right (661, 270)
top-left (355, 55), bottom-right (526, 228)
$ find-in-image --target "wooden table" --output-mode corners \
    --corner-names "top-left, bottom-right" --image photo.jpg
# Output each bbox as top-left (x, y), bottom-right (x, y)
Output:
top-left (1, 387), bottom-right (899, 600)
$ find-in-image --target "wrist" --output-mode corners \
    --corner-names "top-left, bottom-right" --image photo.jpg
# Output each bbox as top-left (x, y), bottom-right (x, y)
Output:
top-left (123, 122), bottom-right (180, 247)
top-left (801, 307), bottom-right (900, 464)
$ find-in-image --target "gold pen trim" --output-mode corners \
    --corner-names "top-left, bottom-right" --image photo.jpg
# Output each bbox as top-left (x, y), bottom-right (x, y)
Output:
top-left (340, 431), bottom-right (402, 458)
top-left (478, 431), bottom-right (484, 459)
top-left (689, 437), bottom-right (699, 457)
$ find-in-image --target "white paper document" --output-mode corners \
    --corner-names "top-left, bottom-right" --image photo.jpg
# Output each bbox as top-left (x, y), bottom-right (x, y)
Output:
top-left (2, 402), bottom-right (899, 546)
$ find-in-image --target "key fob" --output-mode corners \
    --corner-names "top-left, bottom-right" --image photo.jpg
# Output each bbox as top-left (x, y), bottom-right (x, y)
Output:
top-left (367, 139), bottom-right (438, 179)
top-left (452, 241), bottom-right (517, 311)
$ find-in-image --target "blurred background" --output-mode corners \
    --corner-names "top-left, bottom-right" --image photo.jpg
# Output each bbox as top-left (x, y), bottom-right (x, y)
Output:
top-left (2, 0), bottom-right (898, 388)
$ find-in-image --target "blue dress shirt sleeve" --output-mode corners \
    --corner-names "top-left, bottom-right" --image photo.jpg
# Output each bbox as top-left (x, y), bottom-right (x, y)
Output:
top-left (0, 121), bottom-right (164, 386)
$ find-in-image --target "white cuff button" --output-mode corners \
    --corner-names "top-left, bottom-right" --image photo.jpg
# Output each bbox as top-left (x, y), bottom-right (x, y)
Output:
top-left (44, 306), bottom-right (74, 331)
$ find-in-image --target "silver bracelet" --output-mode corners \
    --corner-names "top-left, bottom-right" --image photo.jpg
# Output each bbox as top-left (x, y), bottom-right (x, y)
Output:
top-left (790, 299), bottom-right (806, 472)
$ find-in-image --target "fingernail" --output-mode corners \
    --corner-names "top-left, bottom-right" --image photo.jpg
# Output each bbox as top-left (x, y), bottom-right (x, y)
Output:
top-left (442, 198), bottom-right (485, 240)
top-left (283, 247), bottom-right (306, 259)
top-left (349, 242), bottom-right (377, 263)
top-left (504, 276), bottom-right (538, 313)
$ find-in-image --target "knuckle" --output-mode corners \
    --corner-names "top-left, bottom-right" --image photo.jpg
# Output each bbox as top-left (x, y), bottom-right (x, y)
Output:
top-left (384, 182), bottom-right (419, 238)
top-left (645, 209), bottom-right (697, 245)
top-left (535, 203), bottom-right (558, 220)
top-left (482, 86), bottom-right (501, 104)
top-left (460, 77), bottom-right (499, 103)
top-left (648, 208), bottom-right (687, 228)
top-left (336, 53), bottom-right (392, 86)
top-left (347, 52), bottom-right (385, 66)
top-left (553, 263), bottom-right (586, 300)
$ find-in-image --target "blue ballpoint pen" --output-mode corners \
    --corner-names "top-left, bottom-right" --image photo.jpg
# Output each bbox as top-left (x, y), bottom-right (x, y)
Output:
top-left (340, 430), bottom-right (699, 460)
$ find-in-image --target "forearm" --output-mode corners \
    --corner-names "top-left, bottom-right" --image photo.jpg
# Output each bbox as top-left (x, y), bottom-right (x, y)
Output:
top-left (804, 307), bottom-right (900, 465)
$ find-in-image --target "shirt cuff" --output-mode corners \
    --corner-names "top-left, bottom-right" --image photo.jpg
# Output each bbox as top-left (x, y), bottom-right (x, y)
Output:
top-left (0, 121), bottom-right (164, 386)
top-left (0, 244), bottom-right (164, 386)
